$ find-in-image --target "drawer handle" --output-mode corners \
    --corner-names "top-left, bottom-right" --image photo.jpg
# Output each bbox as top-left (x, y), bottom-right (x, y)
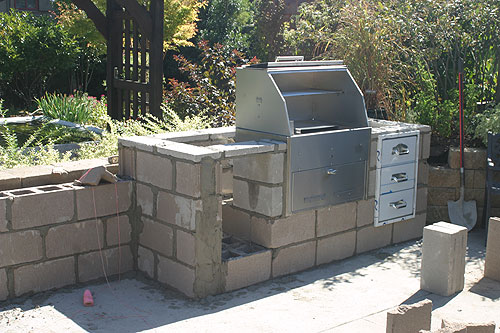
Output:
top-left (392, 143), bottom-right (409, 156)
top-left (327, 168), bottom-right (337, 175)
top-left (391, 173), bottom-right (408, 183)
top-left (390, 200), bottom-right (407, 210)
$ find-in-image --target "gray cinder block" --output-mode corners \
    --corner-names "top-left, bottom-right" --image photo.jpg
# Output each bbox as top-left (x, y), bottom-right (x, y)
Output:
top-left (386, 299), bottom-right (432, 333)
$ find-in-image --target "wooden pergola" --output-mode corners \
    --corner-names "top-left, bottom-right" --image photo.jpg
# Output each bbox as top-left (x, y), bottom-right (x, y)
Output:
top-left (72, 0), bottom-right (164, 119)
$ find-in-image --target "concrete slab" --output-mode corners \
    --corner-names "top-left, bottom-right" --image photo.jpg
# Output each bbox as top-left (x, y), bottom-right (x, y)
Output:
top-left (0, 230), bottom-right (498, 333)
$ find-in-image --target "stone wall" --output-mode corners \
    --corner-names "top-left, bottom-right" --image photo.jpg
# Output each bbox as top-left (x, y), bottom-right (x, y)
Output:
top-left (427, 147), bottom-right (495, 226)
top-left (0, 180), bottom-right (133, 301)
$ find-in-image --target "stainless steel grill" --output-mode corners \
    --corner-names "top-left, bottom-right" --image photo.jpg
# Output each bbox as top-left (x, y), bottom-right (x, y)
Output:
top-left (235, 60), bottom-right (371, 214)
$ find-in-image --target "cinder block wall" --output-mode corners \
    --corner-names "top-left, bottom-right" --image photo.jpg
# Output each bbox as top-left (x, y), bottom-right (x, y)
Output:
top-left (0, 181), bottom-right (133, 301)
top-left (427, 147), bottom-right (495, 225)
top-left (224, 123), bottom-right (431, 280)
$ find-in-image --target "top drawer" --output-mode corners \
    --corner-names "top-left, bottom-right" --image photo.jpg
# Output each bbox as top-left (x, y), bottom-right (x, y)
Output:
top-left (379, 133), bottom-right (419, 167)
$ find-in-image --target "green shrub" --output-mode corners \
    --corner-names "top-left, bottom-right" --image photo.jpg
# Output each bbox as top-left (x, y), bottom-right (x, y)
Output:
top-left (474, 105), bottom-right (500, 146)
top-left (36, 93), bottom-right (106, 125)
top-left (0, 10), bottom-right (78, 108)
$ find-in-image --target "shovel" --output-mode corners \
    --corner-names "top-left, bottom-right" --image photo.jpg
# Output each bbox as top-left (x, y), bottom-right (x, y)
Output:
top-left (447, 63), bottom-right (477, 230)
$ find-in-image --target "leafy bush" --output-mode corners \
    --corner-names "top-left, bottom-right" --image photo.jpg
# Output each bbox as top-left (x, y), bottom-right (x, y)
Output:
top-left (37, 93), bottom-right (98, 125)
top-left (0, 10), bottom-right (78, 108)
top-left (164, 41), bottom-right (257, 127)
top-left (474, 105), bottom-right (500, 146)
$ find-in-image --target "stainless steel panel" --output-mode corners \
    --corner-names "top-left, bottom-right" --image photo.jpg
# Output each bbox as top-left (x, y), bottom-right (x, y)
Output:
top-left (379, 162), bottom-right (416, 194)
top-left (291, 161), bottom-right (366, 212)
top-left (289, 127), bottom-right (371, 172)
top-left (380, 135), bottom-right (418, 166)
top-left (377, 188), bottom-right (415, 224)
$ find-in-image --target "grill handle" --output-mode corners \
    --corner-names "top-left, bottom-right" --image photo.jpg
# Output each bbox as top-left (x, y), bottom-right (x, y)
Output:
top-left (326, 168), bottom-right (337, 175)
top-left (390, 200), bottom-right (407, 210)
top-left (392, 143), bottom-right (410, 156)
top-left (391, 173), bottom-right (408, 183)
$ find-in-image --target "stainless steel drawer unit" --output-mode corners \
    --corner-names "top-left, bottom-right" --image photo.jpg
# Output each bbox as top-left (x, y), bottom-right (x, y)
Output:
top-left (374, 131), bottom-right (420, 226)
top-left (235, 60), bottom-right (371, 214)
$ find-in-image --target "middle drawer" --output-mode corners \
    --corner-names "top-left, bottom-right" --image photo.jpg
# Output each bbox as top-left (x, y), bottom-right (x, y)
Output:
top-left (379, 162), bottom-right (416, 194)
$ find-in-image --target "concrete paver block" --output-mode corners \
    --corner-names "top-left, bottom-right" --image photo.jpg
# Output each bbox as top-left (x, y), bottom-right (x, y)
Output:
top-left (233, 153), bottom-right (284, 184)
top-left (386, 299), bottom-right (432, 333)
top-left (272, 241), bottom-right (316, 277)
top-left (136, 151), bottom-right (173, 190)
top-left (317, 201), bottom-right (357, 237)
top-left (393, 213), bottom-right (426, 244)
top-left (76, 181), bottom-right (131, 220)
top-left (442, 319), bottom-right (496, 333)
top-left (369, 139), bottom-right (377, 169)
top-left (357, 198), bottom-right (375, 228)
top-left (176, 230), bottom-right (195, 266)
top-left (106, 215), bottom-right (132, 246)
top-left (221, 166), bottom-right (233, 195)
top-left (356, 224), bottom-right (392, 254)
top-left (485, 217), bottom-right (500, 281)
top-left (0, 268), bottom-right (7, 301)
top-left (429, 167), bottom-right (460, 188)
top-left (136, 183), bottom-right (154, 216)
top-left (157, 255), bottom-right (195, 297)
top-left (138, 246), bottom-right (155, 278)
top-left (317, 230), bottom-right (356, 265)
top-left (418, 160), bottom-right (429, 185)
top-left (176, 161), bottom-right (201, 198)
top-left (251, 210), bottom-right (315, 248)
top-left (421, 222), bottom-right (467, 296)
top-left (416, 186), bottom-right (428, 213)
top-left (224, 250), bottom-right (272, 292)
top-left (0, 230), bottom-right (43, 267)
top-left (14, 257), bottom-right (75, 296)
top-left (0, 196), bottom-right (8, 232)
top-left (157, 192), bottom-right (201, 231)
top-left (139, 218), bottom-right (173, 257)
top-left (11, 188), bottom-right (74, 230)
top-left (222, 202), bottom-right (251, 240)
top-left (368, 169), bottom-right (376, 197)
top-left (118, 147), bottom-right (135, 178)
top-left (420, 132), bottom-right (431, 160)
top-left (78, 246), bottom-right (133, 282)
top-left (46, 220), bottom-right (104, 258)
top-left (233, 179), bottom-right (282, 217)
top-left (156, 141), bottom-right (221, 162)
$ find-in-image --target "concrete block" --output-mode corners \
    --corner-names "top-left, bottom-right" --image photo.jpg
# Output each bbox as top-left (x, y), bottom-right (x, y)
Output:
top-left (224, 250), bottom-right (272, 292)
top-left (210, 141), bottom-right (274, 158)
top-left (139, 218), bottom-right (173, 257)
top-left (272, 241), bottom-right (316, 277)
top-left (46, 220), bottom-right (104, 258)
top-left (136, 183), bottom-right (154, 216)
top-left (156, 141), bottom-right (221, 162)
top-left (465, 188), bottom-right (485, 206)
top-left (119, 135), bottom-right (164, 152)
top-left (157, 255), bottom-right (195, 297)
top-left (416, 186), bottom-right (428, 213)
top-left (317, 202), bottom-right (357, 237)
top-left (0, 268), bottom-right (8, 300)
top-left (464, 170), bottom-right (474, 188)
top-left (0, 230), bottom-right (43, 267)
top-left (222, 202), bottom-right (251, 240)
top-left (149, 130), bottom-right (210, 142)
top-left (76, 181), bottom-right (131, 220)
top-left (14, 165), bottom-right (57, 188)
top-left (78, 246), bottom-right (133, 282)
top-left (368, 169), bottom-right (376, 197)
top-left (136, 151), bottom-right (173, 190)
top-left (429, 167), bottom-right (460, 188)
top-left (386, 299), bottom-right (432, 333)
top-left (14, 257), bottom-right (75, 296)
top-left (473, 170), bottom-right (486, 189)
top-left (221, 165), bottom-right (233, 195)
top-left (426, 205), bottom-right (450, 225)
top-left (0, 170), bottom-right (21, 191)
top-left (418, 160), bottom-right (429, 185)
top-left (393, 213), bottom-right (426, 243)
top-left (233, 179), bottom-right (282, 217)
top-left (10, 187), bottom-right (74, 230)
top-left (106, 215), bottom-right (131, 246)
top-left (421, 222), bottom-right (467, 296)
top-left (0, 195), bottom-right (8, 232)
top-left (251, 210), bottom-right (315, 248)
top-left (369, 139), bottom-right (378, 169)
top-left (233, 153), bottom-right (284, 184)
top-left (156, 192), bottom-right (201, 231)
top-left (428, 187), bottom-right (457, 207)
top-left (485, 217), bottom-right (500, 281)
top-left (356, 224), bottom-right (392, 254)
top-left (119, 147), bottom-right (136, 178)
top-left (448, 147), bottom-right (460, 169)
top-left (420, 132), bottom-right (431, 160)
top-left (138, 246), bottom-right (155, 278)
top-left (317, 230), bottom-right (356, 265)
top-left (357, 198), bottom-right (374, 228)
top-left (442, 319), bottom-right (496, 333)
top-left (176, 161), bottom-right (201, 198)
top-left (176, 230), bottom-right (195, 266)
top-left (464, 148), bottom-right (487, 170)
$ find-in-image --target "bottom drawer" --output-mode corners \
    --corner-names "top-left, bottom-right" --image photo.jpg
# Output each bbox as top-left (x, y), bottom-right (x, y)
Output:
top-left (376, 188), bottom-right (415, 226)
top-left (291, 161), bottom-right (366, 212)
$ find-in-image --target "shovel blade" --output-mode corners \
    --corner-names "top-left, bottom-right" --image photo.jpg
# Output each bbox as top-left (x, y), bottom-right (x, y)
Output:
top-left (447, 199), bottom-right (477, 231)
